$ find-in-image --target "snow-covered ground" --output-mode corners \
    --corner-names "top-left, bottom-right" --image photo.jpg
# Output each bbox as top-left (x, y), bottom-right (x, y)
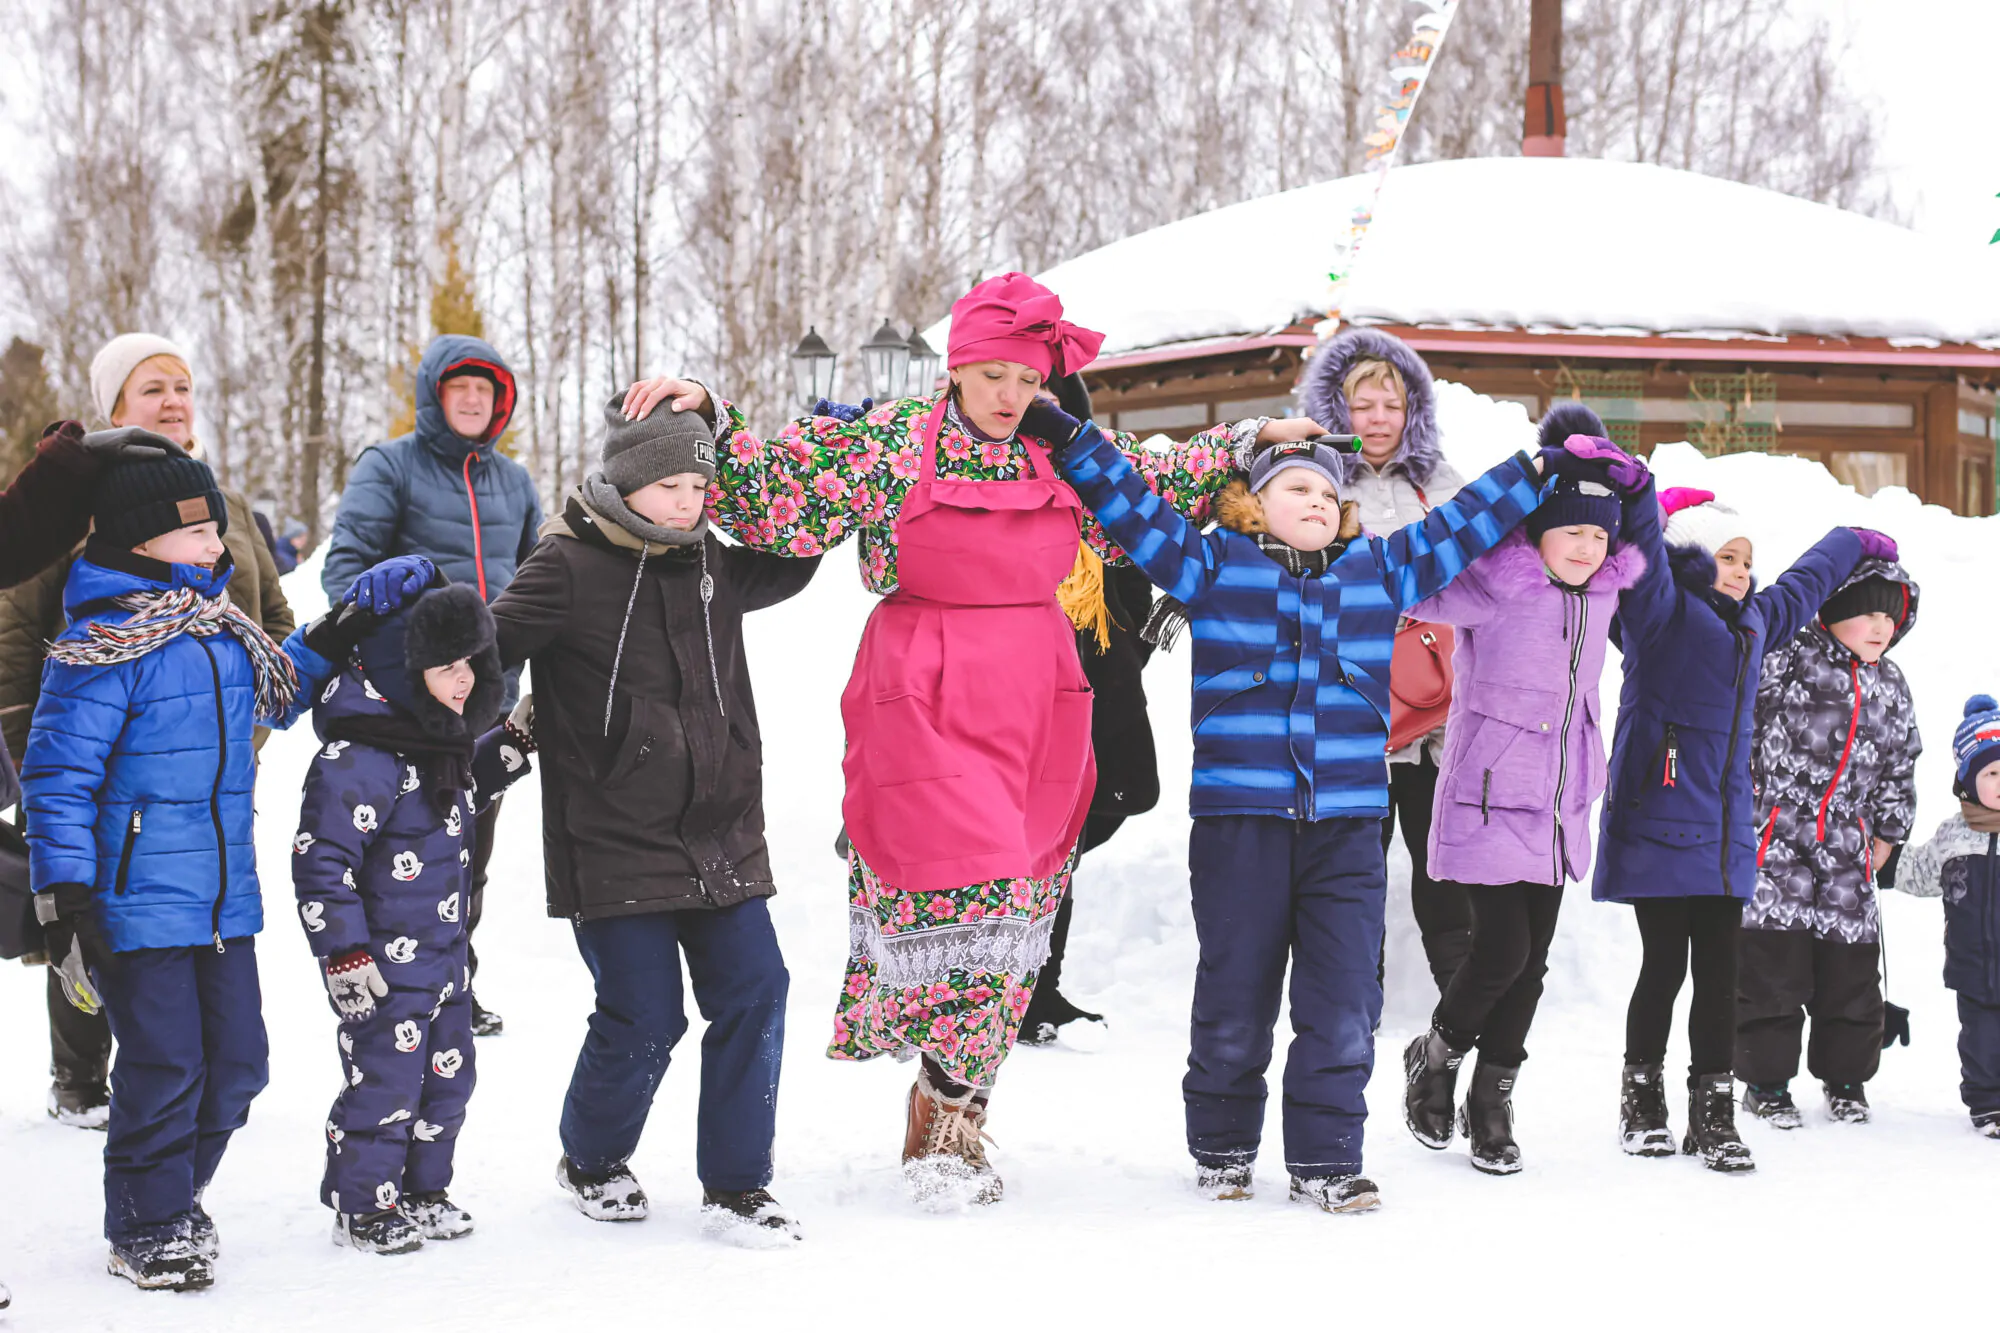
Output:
top-left (2, 391), bottom-right (1992, 1329)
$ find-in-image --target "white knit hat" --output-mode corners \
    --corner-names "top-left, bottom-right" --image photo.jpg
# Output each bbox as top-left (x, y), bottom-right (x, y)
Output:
top-left (1662, 493), bottom-right (1754, 560)
top-left (89, 333), bottom-right (192, 424)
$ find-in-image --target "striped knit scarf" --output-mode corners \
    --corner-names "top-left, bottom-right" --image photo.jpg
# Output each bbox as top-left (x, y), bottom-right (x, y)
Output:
top-left (45, 586), bottom-right (299, 718)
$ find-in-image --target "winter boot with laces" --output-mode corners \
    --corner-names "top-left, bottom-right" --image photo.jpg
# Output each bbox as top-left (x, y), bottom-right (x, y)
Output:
top-left (1619, 1062), bottom-right (1677, 1157)
top-left (1742, 1082), bottom-right (1803, 1129)
top-left (401, 1191), bottom-right (475, 1240)
top-left (1194, 1162), bottom-right (1255, 1201)
top-left (1288, 1174), bottom-right (1382, 1214)
top-left (1824, 1081), bottom-right (1871, 1123)
top-left (332, 1208), bottom-right (426, 1255)
top-left (701, 1188), bottom-right (803, 1246)
top-left (1403, 1026), bottom-right (1467, 1149)
top-left (107, 1216), bottom-right (214, 1291)
top-left (556, 1156), bottom-right (650, 1222)
top-left (1684, 1073), bottom-right (1756, 1172)
top-left (1459, 1060), bottom-right (1523, 1175)
top-left (902, 1065), bottom-right (1003, 1209)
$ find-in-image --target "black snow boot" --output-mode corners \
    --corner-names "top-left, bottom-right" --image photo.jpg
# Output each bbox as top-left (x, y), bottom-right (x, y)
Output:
top-left (1459, 1060), bottom-right (1522, 1175)
top-left (1017, 895), bottom-right (1104, 1045)
top-left (1824, 1081), bottom-right (1871, 1124)
top-left (557, 1156), bottom-right (649, 1222)
top-left (1619, 1062), bottom-right (1676, 1157)
top-left (332, 1209), bottom-right (426, 1255)
top-left (701, 1188), bottom-right (802, 1245)
top-left (47, 1079), bottom-right (110, 1130)
top-left (107, 1218), bottom-right (214, 1291)
top-left (1403, 1026), bottom-right (1467, 1149)
top-left (1683, 1073), bottom-right (1756, 1173)
top-left (1288, 1174), bottom-right (1382, 1214)
top-left (1194, 1162), bottom-right (1255, 1201)
top-left (1742, 1082), bottom-right (1803, 1129)
top-left (469, 998), bottom-right (505, 1037)
top-left (1973, 1110), bottom-right (2000, 1139)
top-left (401, 1190), bottom-right (475, 1240)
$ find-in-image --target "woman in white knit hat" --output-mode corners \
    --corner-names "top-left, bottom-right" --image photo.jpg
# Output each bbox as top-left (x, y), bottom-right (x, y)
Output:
top-left (0, 333), bottom-right (296, 1133)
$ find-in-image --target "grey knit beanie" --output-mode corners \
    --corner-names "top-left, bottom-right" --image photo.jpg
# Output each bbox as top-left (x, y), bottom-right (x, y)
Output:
top-left (599, 393), bottom-right (717, 493)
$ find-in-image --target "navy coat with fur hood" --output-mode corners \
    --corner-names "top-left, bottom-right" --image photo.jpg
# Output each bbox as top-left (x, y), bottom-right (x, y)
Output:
top-left (291, 584), bottom-right (532, 981)
top-left (1592, 494), bottom-right (1865, 903)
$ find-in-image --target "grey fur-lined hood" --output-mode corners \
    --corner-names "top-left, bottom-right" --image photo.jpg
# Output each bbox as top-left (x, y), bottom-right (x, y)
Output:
top-left (1296, 327), bottom-right (1443, 487)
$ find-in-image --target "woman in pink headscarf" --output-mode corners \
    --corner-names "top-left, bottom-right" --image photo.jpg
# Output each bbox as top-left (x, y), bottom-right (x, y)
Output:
top-left (621, 274), bottom-right (1325, 1204)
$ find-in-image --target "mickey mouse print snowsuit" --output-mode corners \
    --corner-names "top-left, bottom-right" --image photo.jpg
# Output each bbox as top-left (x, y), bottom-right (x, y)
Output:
top-left (293, 660), bottom-right (531, 1215)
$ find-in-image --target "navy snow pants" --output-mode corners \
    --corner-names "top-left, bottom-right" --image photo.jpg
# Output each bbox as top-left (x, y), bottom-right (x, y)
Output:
top-left (1185, 815), bottom-right (1384, 1178)
top-left (321, 941), bottom-right (476, 1213)
top-left (1958, 993), bottom-right (2000, 1116)
top-left (96, 939), bottom-right (269, 1245)
top-left (560, 898), bottom-right (789, 1192)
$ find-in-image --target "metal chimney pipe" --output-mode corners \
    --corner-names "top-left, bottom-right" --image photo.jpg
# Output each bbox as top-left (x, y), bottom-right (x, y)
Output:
top-left (1524, 0), bottom-right (1567, 157)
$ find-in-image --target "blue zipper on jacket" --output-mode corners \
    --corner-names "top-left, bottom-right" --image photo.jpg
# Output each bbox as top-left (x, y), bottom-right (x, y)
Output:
top-left (201, 639), bottom-right (229, 953)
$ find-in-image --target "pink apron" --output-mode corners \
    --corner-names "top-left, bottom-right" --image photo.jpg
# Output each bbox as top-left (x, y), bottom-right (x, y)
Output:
top-left (840, 400), bottom-right (1096, 895)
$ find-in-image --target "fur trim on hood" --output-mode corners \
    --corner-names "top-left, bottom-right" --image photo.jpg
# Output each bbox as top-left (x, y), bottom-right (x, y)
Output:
top-left (1296, 327), bottom-right (1442, 488)
top-left (1481, 527), bottom-right (1647, 596)
top-left (1213, 476), bottom-right (1363, 541)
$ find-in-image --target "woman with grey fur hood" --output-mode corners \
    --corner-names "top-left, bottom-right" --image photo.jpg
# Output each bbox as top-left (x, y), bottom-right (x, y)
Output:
top-left (1295, 328), bottom-right (1468, 996)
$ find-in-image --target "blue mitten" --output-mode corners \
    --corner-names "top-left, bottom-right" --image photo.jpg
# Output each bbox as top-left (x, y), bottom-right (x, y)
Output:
top-left (344, 556), bottom-right (437, 615)
top-left (810, 397), bottom-right (874, 423)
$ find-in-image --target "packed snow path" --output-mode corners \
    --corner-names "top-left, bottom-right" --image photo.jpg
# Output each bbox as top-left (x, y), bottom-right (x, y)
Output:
top-left (2, 393), bottom-right (1991, 1327)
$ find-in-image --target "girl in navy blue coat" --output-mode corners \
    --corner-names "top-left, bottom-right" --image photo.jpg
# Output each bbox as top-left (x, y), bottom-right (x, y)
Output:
top-left (22, 452), bottom-right (421, 1291)
top-left (292, 580), bottom-right (534, 1254)
top-left (1592, 483), bottom-right (1891, 1171)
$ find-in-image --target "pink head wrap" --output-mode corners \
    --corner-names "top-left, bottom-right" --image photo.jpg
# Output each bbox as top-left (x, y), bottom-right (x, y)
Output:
top-left (946, 273), bottom-right (1105, 380)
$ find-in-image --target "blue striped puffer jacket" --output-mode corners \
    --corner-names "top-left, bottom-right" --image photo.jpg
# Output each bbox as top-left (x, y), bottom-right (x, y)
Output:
top-left (1062, 429), bottom-right (1541, 821)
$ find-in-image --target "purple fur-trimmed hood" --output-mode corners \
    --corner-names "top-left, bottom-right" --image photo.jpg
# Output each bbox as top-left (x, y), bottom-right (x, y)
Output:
top-left (1472, 526), bottom-right (1648, 600)
top-left (1297, 327), bottom-right (1443, 487)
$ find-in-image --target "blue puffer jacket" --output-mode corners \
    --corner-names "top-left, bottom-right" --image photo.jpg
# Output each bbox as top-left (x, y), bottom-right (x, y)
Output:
top-left (1591, 495), bottom-right (1863, 903)
top-left (320, 335), bottom-right (543, 610)
top-left (291, 657), bottom-right (530, 986)
top-left (23, 546), bottom-right (333, 952)
top-left (1063, 427), bottom-right (1542, 820)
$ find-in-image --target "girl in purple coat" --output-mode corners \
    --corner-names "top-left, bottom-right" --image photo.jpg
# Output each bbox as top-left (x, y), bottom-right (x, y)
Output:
top-left (1400, 406), bottom-right (1651, 1174)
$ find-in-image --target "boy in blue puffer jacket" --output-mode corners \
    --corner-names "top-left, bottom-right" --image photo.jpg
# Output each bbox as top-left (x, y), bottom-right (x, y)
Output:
top-left (23, 451), bottom-right (430, 1292)
top-left (1886, 693), bottom-right (2000, 1139)
top-left (1045, 398), bottom-right (1596, 1213)
top-left (293, 579), bottom-right (535, 1254)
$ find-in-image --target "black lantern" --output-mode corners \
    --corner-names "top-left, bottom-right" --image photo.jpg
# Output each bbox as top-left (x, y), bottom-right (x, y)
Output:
top-left (790, 327), bottom-right (839, 410)
top-left (860, 318), bottom-right (911, 402)
top-left (904, 328), bottom-right (941, 398)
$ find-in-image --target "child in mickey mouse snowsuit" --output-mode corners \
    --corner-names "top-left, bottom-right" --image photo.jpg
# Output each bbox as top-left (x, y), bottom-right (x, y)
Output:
top-left (292, 579), bottom-right (534, 1255)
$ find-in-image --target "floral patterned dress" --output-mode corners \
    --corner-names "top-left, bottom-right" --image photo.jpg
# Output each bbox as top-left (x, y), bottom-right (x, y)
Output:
top-left (706, 392), bottom-right (1243, 1087)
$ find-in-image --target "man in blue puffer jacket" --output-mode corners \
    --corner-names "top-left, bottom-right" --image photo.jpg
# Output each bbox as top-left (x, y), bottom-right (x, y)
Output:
top-left (320, 334), bottom-right (544, 1035)
top-left (22, 450), bottom-right (430, 1290)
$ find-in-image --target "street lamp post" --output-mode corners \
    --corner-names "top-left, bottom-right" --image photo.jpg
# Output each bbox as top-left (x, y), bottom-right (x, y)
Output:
top-left (789, 327), bottom-right (839, 410)
top-left (860, 318), bottom-right (912, 403)
top-left (904, 328), bottom-right (941, 398)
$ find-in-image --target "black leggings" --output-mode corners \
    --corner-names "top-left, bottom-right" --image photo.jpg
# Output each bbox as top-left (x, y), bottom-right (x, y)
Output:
top-left (1624, 895), bottom-right (1741, 1077)
top-left (1435, 881), bottom-right (1564, 1067)
top-left (1381, 753), bottom-right (1471, 993)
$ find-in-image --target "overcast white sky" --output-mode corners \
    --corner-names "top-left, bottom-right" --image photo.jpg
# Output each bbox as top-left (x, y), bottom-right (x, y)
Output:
top-left (1799, 0), bottom-right (2000, 244)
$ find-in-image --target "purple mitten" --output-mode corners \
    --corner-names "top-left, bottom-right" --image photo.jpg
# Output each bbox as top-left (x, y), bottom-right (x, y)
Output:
top-left (1563, 433), bottom-right (1648, 494)
top-left (1849, 527), bottom-right (1898, 562)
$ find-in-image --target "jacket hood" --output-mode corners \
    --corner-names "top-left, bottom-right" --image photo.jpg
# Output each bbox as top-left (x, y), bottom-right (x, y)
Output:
top-left (1295, 327), bottom-right (1443, 487)
top-left (1212, 476), bottom-right (1363, 541)
top-left (62, 539), bottom-right (235, 627)
top-left (1480, 527), bottom-right (1646, 597)
top-left (416, 334), bottom-right (518, 459)
top-left (1668, 541), bottom-right (1759, 619)
top-left (317, 582), bottom-right (505, 740)
top-left (1815, 556), bottom-right (1920, 649)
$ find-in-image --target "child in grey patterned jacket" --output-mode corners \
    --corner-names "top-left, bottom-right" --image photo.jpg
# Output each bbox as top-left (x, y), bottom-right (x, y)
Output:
top-left (1888, 693), bottom-right (2000, 1138)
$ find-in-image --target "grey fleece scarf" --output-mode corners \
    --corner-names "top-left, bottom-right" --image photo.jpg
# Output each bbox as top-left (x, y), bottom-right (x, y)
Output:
top-left (583, 472), bottom-right (707, 547)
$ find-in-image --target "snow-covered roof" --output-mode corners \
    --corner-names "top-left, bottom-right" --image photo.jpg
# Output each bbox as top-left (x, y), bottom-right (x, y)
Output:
top-left (930, 158), bottom-right (2000, 357)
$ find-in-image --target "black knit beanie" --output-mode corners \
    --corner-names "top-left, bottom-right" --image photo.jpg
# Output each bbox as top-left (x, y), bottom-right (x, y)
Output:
top-left (1821, 575), bottom-right (1905, 627)
top-left (599, 393), bottom-right (717, 494)
top-left (1525, 475), bottom-right (1622, 548)
top-left (92, 453), bottom-right (229, 549)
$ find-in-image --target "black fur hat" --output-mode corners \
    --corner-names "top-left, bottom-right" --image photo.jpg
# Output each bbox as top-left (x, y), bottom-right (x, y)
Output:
top-left (356, 582), bottom-right (505, 736)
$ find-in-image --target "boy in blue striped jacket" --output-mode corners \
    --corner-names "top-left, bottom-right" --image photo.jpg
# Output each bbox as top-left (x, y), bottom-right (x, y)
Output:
top-left (1033, 399), bottom-right (1593, 1212)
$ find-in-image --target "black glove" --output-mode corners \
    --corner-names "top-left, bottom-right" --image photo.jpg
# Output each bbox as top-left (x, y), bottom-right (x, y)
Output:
top-left (1021, 398), bottom-right (1083, 452)
top-left (1052, 372), bottom-right (1094, 425)
top-left (1875, 842), bottom-right (1903, 889)
top-left (301, 601), bottom-right (381, 664)
top-left (34, 883), bottom-right (114, 1014)
top-left (1535, 445), bottom-right (1616, 490)
top-left (1881, 1001), bottom-right (1911, 1049)
top-left (75, 425), bottom-right (188, 463)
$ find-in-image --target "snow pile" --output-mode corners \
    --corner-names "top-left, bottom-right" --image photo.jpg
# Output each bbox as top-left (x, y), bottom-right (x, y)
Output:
top-left (927, 158), bottom-right (2000, 356)
top-left (1, 396), bottom-right (1994, 1327)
